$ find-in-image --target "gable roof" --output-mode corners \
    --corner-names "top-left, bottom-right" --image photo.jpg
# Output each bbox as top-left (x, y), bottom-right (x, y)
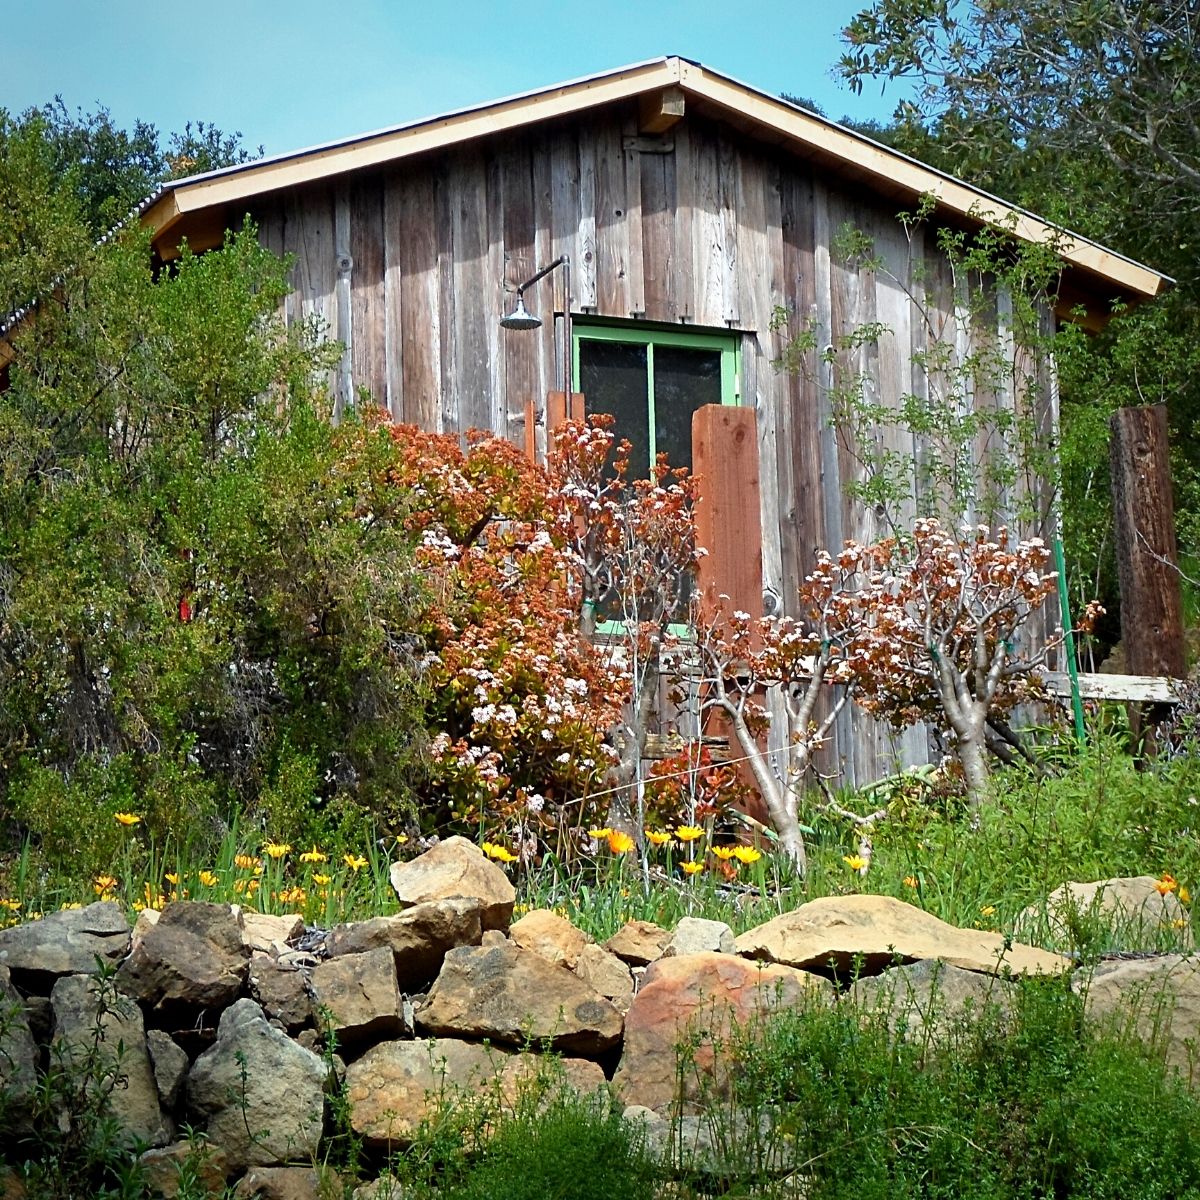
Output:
top-left (133, 56), bottom-right (1174, 314)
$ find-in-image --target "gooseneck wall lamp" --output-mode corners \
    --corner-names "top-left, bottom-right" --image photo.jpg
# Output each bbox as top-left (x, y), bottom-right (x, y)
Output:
top-left (499, 255), bottom-right (571, 392)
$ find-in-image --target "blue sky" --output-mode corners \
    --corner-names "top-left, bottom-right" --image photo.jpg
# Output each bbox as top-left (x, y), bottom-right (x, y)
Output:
top-left (4, 1), bottom-right (903, 158)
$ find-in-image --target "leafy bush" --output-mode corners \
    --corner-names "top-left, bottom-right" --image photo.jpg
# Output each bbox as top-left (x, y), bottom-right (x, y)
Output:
top-left (700, 976), bottom-right (1200, 1199)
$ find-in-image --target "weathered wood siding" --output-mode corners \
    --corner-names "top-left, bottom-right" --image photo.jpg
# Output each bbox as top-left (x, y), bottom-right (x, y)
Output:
top-left (248, 102), bottom-right (1055, 786)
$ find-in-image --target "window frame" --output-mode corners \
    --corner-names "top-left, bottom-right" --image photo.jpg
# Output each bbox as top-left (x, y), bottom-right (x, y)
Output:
top-left (571, 322), bottom-right (742, 471)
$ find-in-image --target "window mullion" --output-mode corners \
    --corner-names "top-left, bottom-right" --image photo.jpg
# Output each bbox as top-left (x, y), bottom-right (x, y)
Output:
top-left (646, 340), bottom-right (656, 467)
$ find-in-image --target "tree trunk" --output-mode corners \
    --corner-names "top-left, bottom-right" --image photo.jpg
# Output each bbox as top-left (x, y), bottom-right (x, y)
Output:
top-left (957, 731), bottom-right (991, 810)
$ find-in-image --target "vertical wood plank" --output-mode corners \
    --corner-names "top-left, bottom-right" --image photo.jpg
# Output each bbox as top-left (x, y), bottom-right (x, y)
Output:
top-left (451, 149), bottom-right (490, 433)
top-left (436, 157), bottom-right (459, 435)
top-left (382, 173), bottom-right (404, 419)
top-left (673, 120), bottom-right (694, 321)
top-left (718, 127), bottom-right (740, 326)
top-left (530, 128), bottom-right (556, 445)
top-left (640, 149), bottom-right (673, 321)
top-left (595, 116), bottom-right (630, 317)
top-left (622, 118), bottom-right (646, 317)
top-left (334, 185), bottom-right (353, 421)
top-left (398, 170), bottom-right (442, 431)
top-left (484, 148), bottom-right (507, 440)
top-left (502, 140), bottom-right (538, 452)
top-left (350, 177), bottom-right (387, 411)
top-left (576, 126), bottom-right (598, 309)
top-left (284, 185), bottom-right (337, 395)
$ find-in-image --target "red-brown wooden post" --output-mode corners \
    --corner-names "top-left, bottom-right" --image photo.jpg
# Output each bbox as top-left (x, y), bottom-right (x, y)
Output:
top-left (691, 405), bottom-right (763, 621)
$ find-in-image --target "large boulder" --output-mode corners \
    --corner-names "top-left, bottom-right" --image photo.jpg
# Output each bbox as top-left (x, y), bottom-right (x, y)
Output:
top-left (613, 951), bottom-right (831, 1111)
top-left (735, 895), bottom-right (1070, 978)
top-left (345, 1038), bottom-right (605, 1151)
top-left (0, 965), bottom-right (38, 1134)
top-left (240, 912), bottom-right (305, 956)
top-left (51, 973), bottom-right (173, 1148)
top-left (388, 838), bottom-right (515, 931)
top-left (187, 999), bottom-right (328, 1169)
top-left (416, 942), bottom-right (622, 1055)
top-left (1074, 954), bottom-right (1200, 1084)
top-left (509, 909), bottom-right (590, 968)
top-left (232, 1165), bottom-right (339, 1199)
top-left (146, 1029), bottom-right (190, 1110)
top-left (1018, 877), bottom-right (1190, 950)
top-left (118, 902), bottom-right (249, 1018)
top-left (0, 903), bottom-right (129, 989)
top-left (325, 897), bottom-right (483, 988)
top-left (851, 958), bottom-right (1016, 1039)
top-left (311, 947), bottom-right (409, 1047)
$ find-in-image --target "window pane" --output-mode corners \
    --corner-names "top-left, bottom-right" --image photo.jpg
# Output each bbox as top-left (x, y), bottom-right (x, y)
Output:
top-left (653, 345), bottom-right (723, 474)
top-left (578, 340), bottom-right (649, 473)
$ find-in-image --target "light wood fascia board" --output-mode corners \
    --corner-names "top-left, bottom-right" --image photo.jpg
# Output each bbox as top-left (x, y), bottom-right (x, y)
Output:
top-left (151, 60), bottom-right (682, 224)
top-left (679, 63), bottom-right (1167, 302)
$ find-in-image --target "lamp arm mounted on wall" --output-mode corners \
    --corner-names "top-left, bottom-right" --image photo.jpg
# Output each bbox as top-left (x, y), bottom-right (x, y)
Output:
top-left (500, 255), bottom-right (572, 394)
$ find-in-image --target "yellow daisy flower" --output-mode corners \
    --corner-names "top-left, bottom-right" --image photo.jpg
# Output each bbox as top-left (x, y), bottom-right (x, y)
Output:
top-left (680, 860), bottom-right (705, 876)
top-left (114, 812), bottom-right (141, 827)
top-left (343, 853), bottom-right (369, 871)
top-left (264, 842), bottom-right (291, 860)
top-left (674, 825), bottom-right (704, 843)
top-left (732, 846), bottom-right (762, 865)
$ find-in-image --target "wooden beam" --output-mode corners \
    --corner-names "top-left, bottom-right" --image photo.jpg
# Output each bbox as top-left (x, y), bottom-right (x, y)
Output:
top-left (638, 86), bottom-right (685, 134)
top-left (1043, 672), bottom-right (1181, 704)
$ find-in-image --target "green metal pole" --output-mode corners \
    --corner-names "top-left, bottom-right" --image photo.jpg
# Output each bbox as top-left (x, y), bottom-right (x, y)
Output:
top-left (1053, 536), bottom-right (1087, 743)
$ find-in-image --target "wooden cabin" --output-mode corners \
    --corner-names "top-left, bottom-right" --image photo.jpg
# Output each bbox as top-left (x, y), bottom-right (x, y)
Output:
top-left (138, 56), bottom-right (1168, 785)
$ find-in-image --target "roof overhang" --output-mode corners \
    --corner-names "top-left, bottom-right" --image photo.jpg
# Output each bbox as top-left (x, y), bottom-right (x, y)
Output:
top-left (128, 56), bottom-right (1176, 322)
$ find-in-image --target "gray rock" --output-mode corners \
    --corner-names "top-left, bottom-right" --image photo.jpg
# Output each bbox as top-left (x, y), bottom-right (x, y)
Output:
top-left (388, 837), bottom-right (515, 931)
top-left (187, 1000), bottom-right (328, 1169)
top-left (326, 897), bottom-right (483, 989)
top-left (0, 903), bottom-right (129, 988)
top-left (248, 952), bottom-right (313, 1032)
top-left (311, 947), bottom-right (409, 1046)
top-left (146, 1029), bottom-right (189, 1110)
top-left (851, 959), bottom-right (1015, 1039)
top-left (416, 942), bottom-right (623, 1054)
top-left (51, 973), bottom-right (173, 1148)
top-left (663, 916), bottom-right (735, 957)
top-left (625, 1104), bottom-right (794, 1178)
top-left (118, 902), bottom-right (249, 1017)
top-left (0, 965), bottom-right (38, 1134)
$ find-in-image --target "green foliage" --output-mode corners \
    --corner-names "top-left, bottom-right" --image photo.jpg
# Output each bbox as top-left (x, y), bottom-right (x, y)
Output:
top-left (702, 977), bottom-right (1200, 1199)
top-left (0, 114), bottom-right (430, 868)
top-left (390, 1055), bottom-right (660, 1200)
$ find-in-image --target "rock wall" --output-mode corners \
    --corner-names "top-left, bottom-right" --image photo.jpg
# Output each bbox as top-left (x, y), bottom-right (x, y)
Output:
top-left (0, 839), bottom-right (1195, 1199)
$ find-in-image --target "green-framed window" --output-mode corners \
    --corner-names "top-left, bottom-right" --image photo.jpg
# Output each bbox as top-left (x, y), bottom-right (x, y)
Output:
top-left (571, 323), bottom-right (741, 475)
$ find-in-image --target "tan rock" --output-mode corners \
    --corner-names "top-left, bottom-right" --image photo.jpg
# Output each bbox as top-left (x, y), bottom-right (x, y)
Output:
top-left (233, 1165), bottom-right (338, 1199)
top-left (345, 1038), bottom-right (500, 1150)
top-left (346, 1038), bottom-right (605, 1151)
top-left (613, 951), bottom-right (831, 1111)
top-left (605, 919), bottom-right (670, 966)
top-left (326, 897), bottom-right (484, 989)
top-left (1018, 877), bottom-right (1190, 950)
top-left (735, 895), bottom-right (1070, 978)
top-left (389, 837), bottom-right (515, 931)
top-left (311, 947), bottom-right (408, 1045)
top-left (416, 942), bottom-right (623, 1055)
top-left (139, 1142), bottom-right (230, 1199)
top-left (240, 911), bottom-right (305, 955)
top-left (1075, 954), bottom-right (1200, 1084)
top-left (572, 942), bottom-right (635, 1011)
top-left (131, 907), bottom-right (160, 953)
top-left (509, 909), bottom-right (590, 968)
